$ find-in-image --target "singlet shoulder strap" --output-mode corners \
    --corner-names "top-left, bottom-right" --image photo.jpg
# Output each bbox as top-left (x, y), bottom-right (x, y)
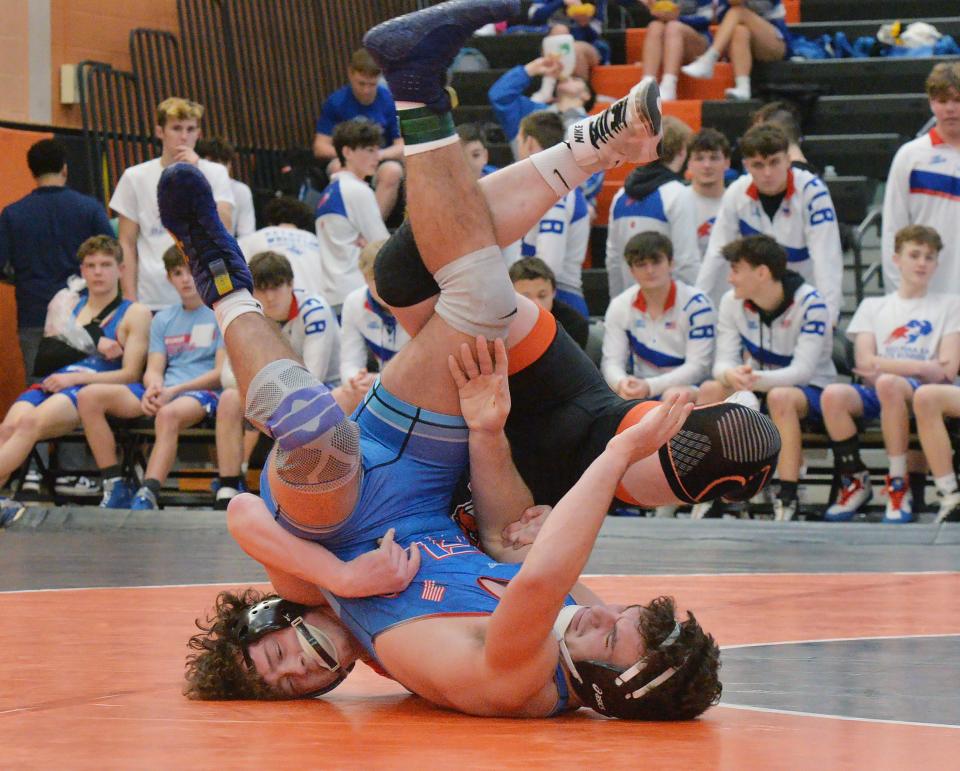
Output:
top-left (548, 662), bottom-right (570, 717)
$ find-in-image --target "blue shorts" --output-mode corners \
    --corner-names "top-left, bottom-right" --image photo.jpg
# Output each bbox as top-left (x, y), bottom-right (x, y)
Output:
top-left (15, 383), bottom-right (84, 408)
top-left (757, 385), bottom-right (825, 426)
top-left (554, 288), bottom-right (588, 319)
top-left (127, 384), bottom-right (220, 417)
top-left (260, 377), bottom-right (469, 559)
top-left (848, 379), bottom-right (922, 423)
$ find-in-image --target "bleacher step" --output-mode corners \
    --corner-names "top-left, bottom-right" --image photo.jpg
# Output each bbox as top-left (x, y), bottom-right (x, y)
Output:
top-left (754, 56), bottom-right (953, 97)
top-left (799, 0), bottom-right (960, 23)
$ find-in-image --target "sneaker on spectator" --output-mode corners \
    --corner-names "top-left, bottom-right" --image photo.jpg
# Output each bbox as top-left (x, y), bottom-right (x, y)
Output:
top-left (882, 476), bottom-right (913, 524)
top-left (19, 470), bottom-right (41, 494)
top-left (55, 475), bottom-right (102, 496)
top-left (681, 52), bottom-right (716, 79)
top-left (654, 504), bottom-right (678, 518)
top-left (690, 501), bottom-right (714, 519)
top-left (130, 486), bottom-right (159, 511)
top-left (724, 85), bottom-right (751, 100)
top-left (825, 471), bottom-right (872, 522)
top-left (0, 497), bottom-right (25, 528)
top-left (215, 486), bottom-right (240, 511)
top-left (935, 491), bottom-right (960, 523)
top-left (773, 497), bottom-right (798, 522)
top-left (100, 479), bottom-right (136, 509)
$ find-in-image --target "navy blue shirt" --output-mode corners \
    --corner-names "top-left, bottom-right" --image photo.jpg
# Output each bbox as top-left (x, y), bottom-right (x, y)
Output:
top-left (0, 186), bottom-right (114, 327)
top-left (315, 84), bottom-right (400, 146)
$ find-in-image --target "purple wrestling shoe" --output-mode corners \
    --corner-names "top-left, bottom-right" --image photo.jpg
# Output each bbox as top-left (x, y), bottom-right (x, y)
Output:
top-left (363, 0), bottom-right (520, 113)
top-left (157, 162), bottom-right (253, 307)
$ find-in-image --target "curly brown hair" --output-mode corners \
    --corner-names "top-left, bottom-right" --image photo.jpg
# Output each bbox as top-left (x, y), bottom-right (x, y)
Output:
top-left (632, 596), bottom-right (722, 720)
top-left (184, 588), bottom-right (285, 700)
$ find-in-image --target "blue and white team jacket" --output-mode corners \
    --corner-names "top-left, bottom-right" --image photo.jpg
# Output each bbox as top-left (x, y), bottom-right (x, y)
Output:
top-left (602, 280), bottom-right (715, 395)
top-left (339, 286), bottom-right (411, 382)
top-left (882, 128), bottom-right (960, 293)
top-left (713, 277), bottom-right (836, 391)
top-left (519, 187), bottom-right (590, 296)
top-left (606, 181), bottom-right (700, 297)
top-left (696, 167), bottom-right (843, 324)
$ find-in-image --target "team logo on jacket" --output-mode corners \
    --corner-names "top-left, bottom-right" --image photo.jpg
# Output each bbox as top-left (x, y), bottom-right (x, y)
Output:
top-left (886, 319), bottom-right (933, 345)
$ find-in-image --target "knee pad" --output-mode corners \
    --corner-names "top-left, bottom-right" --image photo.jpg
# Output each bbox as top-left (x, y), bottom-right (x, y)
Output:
top-left (659, 403), bottom-right (781, 504)
top-left (434, 245), bottom-right (517, 339)
top-left (373, 221), bottom-right (439, 308)
top-left (246, 360), bottom-right (361, 497)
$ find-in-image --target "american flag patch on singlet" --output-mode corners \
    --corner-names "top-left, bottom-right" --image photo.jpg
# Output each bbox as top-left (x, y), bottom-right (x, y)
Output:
top-left (421, 580), bottom-right (446, 602)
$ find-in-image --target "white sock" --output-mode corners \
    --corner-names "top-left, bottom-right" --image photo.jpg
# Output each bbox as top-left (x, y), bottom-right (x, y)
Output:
top-left (660, 74), bottom-right (678, 100)
top-left (935, 473), bottom-right (958, 495)
top-left (529, 141), bottom-right (591, 197)
top-left (888, 455), bottom-right (907, 480)
top-left (703, 48), bottom-right (720, 63)
top-left (734, 75), bottom-right (751, 94)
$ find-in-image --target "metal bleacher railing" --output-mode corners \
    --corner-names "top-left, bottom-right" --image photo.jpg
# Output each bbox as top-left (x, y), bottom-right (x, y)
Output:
top-left (78, 0), bottom-right (423, 208)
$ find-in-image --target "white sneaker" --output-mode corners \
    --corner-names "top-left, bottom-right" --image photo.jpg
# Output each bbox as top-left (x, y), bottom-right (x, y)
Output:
top-left (936, 490), bottom-right (960, 523)
top-left (566, 77), bottom-right (662, 172)
top-left (773, 498), bottom-right (798, 521)
top-left (19, 470), bottom-right (41, 494)
top-left (824, 471), bottom-right (872, 522)
top-left (725, 85), bottom-right (752, 100)
top-left (215, 485), bottom-right (240, 511)
top-left (690, 501), bottom-right (713, 519)
top-left (55, 475), bottom-right (102, 496)
top-left (654, 504), bottom-right (678, 518)
top-left (681, 53), bottom-right (716, 79)
top-left (725, 390), bottom-right (761, 411)
top-left (882, 476), bottom-right (914, 524)
top-left (658, 78), bottom-right (677, 102)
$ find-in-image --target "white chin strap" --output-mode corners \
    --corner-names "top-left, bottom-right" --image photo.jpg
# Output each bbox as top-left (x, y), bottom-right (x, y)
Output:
top-left (553, 605), bottom-right (587, 683)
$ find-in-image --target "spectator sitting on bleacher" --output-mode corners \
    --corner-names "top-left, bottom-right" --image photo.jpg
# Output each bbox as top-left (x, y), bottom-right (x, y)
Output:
top-left (216, 250), bottom-right (342, 509)
top-left (340, 241), bottom-right (411, 409)
top-left (510, 111), bottom-right (591, 317)
top-left (695, 124), bottom-right (843, 323)
top-left (0, 236), bottom-right (151, 522)
top-left (639, 0), bottom-right (714, 102)
top-left (747, 100), bottom-right (816, 174)
top-left (77, 246), bottom-right (224, 510)
top-left (686, 127), bottom-right (730, 259)
top-left (681, 0), bottom-right (790, 100)
top-left (882, 62), bottom-right (960, 295)
top-left (196, 137), bottom-right (256, 239)
top-left (110, 97), bottom-right (234, 310)
top-left (607, 115), bottom-right (698, 298)
top-left (457, 123), bottom-right (499, 179)
top-left (528, 1), bottom-right (630, 76)
top-left (697, 234), bottom-right (836, 522)
top-left (820, 225), bottom-right (960, 525)
top-left (509, 257), bottom-right (589, 349)
top-left (315, 119), bottom-right (390, 310)
top-left (488, 54), bottom-right (594, 158)
top-left (238, 197), bottom-right (327, 301)
top-left (312, 49), bottom-right (404, 221)
top-left (601, 231), bottom-right (715, 402)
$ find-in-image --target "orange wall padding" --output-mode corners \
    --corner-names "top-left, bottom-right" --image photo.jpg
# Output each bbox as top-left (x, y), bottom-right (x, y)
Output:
top-left (785, 0), bottom-right (801, 24)
top-left (0, 127), bottom-right (52, 414)
top-left (592, 63), bottom-right (732, 101)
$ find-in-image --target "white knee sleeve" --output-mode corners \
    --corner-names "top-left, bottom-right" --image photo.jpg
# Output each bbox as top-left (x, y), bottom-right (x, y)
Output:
top-left (433, 245), bottom-right (517, 339)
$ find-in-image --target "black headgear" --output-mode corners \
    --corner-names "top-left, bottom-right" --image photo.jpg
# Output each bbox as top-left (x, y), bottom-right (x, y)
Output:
top-left (555, 606), bottom-right (686, 719)
top-left (234, 598), bottom-right (354, 697)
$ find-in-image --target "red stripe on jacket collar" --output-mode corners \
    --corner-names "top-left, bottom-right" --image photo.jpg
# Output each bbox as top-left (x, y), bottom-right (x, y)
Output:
top-left (746, 168), bottom-right (795, 201)
top-left (633, 280), bottom-right (676, 312)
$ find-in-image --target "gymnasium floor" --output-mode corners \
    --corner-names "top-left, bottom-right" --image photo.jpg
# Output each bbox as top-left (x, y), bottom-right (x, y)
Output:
top-left (2, 509), bottom-right (957, 770)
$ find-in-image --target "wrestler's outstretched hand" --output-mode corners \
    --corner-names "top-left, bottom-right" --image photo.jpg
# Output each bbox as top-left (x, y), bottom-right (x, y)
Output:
top-left (604, 393), bottom-right (693, 467)
top-left (338, 528), bottom-right (421, 597)
top-left (448, 336), bottom-right (510, 434)
top-left (502, 504), bottom-right (551, 549)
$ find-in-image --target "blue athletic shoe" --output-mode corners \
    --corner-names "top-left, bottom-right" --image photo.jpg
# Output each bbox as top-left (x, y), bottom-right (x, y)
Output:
top-left (157, 163), bottom-right (253, 307)
top-left (363, 0), bottom-right (519, 113)
top-left (99, 478), bottom-right (136, 509)
top-left (0, 497), bottom-right (25, 528)
top-left (130, 486), bottom-right (159, 511)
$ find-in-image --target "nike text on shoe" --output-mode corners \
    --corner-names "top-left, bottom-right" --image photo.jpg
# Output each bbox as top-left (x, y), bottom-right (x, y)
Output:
top-left (157, 163), bottom-right (253, 307)
top-left (824, 471), bottom-right (872, 522)
top-left (363, 0), bottom-right (519, 113)
top-left (566, 77), bottom-right (662, 171)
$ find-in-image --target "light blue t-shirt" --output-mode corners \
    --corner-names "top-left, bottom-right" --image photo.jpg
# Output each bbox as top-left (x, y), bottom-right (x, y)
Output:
top-left (148, 303), bottom-right (221, 387)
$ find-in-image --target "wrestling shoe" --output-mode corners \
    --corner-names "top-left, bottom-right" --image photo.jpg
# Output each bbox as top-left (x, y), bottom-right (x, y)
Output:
top-left (824, 470), bottom-right (872, 522)
top-left (0, 497), bottom-right (25, 528)
top-left (363, 0), bottom-right (520, 113)
top-left (882, 476), bottom-right (913, 524)
top-left (565, 77), bottom-right (662, 172)
top-left (157, 163), bottom-right (253, 308)
top-left (100, 478), bottom-right (136, 509)
top-left (130, 486), bottom-right (159, 511)
top-left (773, 497), bottom-right (798, 522)
top-left (935, 490), bottom-right (960, 523)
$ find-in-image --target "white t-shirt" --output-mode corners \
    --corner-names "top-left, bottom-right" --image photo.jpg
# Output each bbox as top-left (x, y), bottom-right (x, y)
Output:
top-left (231, 179), bottom-right (256, 238)
top-left (339, 284), bottom-right (411, 382)
top-left (689, 188), bottom-right (723, 259)
top-left (315, 170), bottom-right (389, 305)
top-left (239, 226), bottom-right (329, 300)
top-left (517, 187), bottom-right (590, 295)
top-left (846, 292), bottom-right (960, 361)
top-left (110, 158), bottom-right (235, 310)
